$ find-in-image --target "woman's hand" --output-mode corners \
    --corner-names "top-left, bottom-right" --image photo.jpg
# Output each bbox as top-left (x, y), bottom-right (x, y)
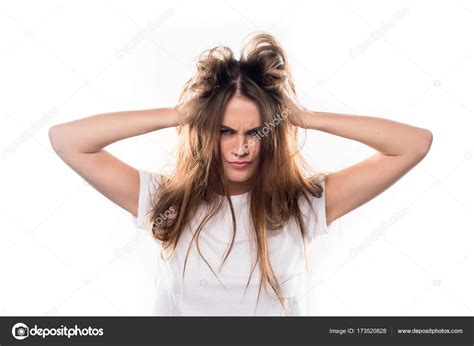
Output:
top-left (173, 103), bottom-right (186, 127)
top-left (278, 75), bottom-right (309, 128)
top-left (280, 83), bottom-right (310, 128)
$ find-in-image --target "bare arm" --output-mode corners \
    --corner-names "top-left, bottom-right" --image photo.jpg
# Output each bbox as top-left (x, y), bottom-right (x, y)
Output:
top-left (48, 107), bottom-right (179, 217)
top-left (296, 111), bottom-right (433, 224)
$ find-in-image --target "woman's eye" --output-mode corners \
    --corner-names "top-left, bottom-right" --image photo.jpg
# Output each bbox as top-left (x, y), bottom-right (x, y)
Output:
top-left (220, 129), bottom-right (232, 135)
top-left (220, 129), bottom-right (259, 137)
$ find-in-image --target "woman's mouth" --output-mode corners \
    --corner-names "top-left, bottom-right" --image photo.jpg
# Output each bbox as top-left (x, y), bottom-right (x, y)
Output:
top-left (227, 161), bottom-right (252, 169)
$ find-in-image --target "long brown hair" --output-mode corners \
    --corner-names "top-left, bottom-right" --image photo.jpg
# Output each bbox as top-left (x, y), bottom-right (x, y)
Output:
top-left (148, 32), bottom-right (326, 315)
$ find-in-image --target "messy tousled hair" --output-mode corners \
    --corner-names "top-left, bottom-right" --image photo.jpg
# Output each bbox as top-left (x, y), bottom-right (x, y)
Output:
top-left (148, 32), bottom-right (327, 315)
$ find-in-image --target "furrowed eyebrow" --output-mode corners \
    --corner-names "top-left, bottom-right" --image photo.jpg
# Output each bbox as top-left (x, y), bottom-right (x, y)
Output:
top-left (220, 125), bottom-right (262, 134)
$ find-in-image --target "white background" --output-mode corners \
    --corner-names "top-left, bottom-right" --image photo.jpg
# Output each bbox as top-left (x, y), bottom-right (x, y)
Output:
top-left (0, 0), bottom-right (473, 316)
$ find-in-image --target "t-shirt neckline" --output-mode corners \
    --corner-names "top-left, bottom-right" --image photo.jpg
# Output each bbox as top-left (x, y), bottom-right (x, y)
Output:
top-left (229, 191), bottom-right (250, 203)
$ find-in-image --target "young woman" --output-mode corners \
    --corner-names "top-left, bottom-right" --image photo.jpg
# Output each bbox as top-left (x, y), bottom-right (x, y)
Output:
top-left (48, 33), bottom-right (433, 316)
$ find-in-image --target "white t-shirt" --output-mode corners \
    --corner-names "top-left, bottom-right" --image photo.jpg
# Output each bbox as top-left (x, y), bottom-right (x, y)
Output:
top-left (132, 169), bottom-right (334, 316)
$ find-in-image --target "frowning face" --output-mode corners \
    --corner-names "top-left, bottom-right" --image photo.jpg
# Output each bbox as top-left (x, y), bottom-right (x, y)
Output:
top-left (220, 96), bottom-right (262, 195)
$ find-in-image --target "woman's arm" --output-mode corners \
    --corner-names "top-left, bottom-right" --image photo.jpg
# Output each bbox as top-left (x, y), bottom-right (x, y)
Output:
top-left (49, 107), bottom-right (179, 217)
top-left (294, 110), bottom-right (433, 224)
top-left (49, 107), bottom-right (179, 153)
top-left (297, 111), bottom-right (432, 157)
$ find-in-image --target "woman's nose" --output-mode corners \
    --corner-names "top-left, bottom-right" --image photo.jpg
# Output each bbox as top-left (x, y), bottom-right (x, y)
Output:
top-left (232, 135), bottom-right (249, 157)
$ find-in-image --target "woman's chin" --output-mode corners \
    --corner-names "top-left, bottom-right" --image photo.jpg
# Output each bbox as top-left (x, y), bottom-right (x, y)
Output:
top-left (227, 177), bottom-right (249, 183)
top-left (225, 172), bottom-right (252, 183)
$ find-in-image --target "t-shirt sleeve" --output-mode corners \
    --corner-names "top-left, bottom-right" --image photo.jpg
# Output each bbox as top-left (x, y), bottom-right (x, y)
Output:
top-left (313, 177), bottom-right (333, 236)
top-left (132, 169), bottom-right (162, 231)
top-left (305, 175), bottom-right (335, 242)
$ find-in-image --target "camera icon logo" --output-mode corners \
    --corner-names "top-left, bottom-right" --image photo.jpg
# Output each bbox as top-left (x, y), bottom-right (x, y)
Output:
top-left (12, 323), bottom-right (29, 340)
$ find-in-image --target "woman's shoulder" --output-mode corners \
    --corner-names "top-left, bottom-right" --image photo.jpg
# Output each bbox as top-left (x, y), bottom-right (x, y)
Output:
top-left (298, 172), bottom-right (334, 239)
top-left (138, 169), bottom-right (169, 191)
top-left (132, 168), bottom-right (168, 230)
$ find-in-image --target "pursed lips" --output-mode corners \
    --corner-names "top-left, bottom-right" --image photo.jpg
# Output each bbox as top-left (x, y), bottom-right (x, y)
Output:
top-left (227, 160), bottom-right (253, 169)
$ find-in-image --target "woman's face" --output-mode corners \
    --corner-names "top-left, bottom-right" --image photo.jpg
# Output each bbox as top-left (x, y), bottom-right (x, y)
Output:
top-left (220, 96), bottom-right (262, 195)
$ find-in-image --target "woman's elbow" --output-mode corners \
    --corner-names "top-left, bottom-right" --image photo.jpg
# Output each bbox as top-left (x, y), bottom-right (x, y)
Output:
top-left (48, 125), bottom-right (69, 153)
top-left (416, 129), bottom-right (433, 158)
